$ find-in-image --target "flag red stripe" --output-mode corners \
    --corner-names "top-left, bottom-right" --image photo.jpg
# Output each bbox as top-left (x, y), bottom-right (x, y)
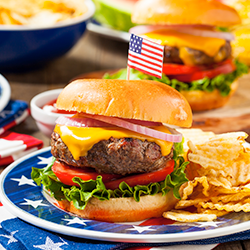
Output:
top-left (139, 51), bottom-right (163, 63)
top-left (128, 58), bottom-right (162, 74)
top-left (142, 40), bottom-right (164, 53)
top-left (141, 46), bottom-right (163, 57)
top-left (129, 54), bottom-right (162, 69)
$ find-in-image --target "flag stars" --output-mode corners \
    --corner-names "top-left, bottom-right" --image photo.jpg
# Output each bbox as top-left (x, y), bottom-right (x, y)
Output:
top-left (0, 230), bottom-right (18, 245)
top-left (126, 225), bottom-right (156, 233)
top-left (195, 221), bottom-right (224, 228)
top-left (11, 175), bottom-right (36, 186)
top-left (33, 236), bottom-right (68, 250)
top-left (37, 156), bottom-right (53, 165)
top-left (62, 217), bottom-right (90, 226)
top-left (129, 34), bottom-right (143, 54)
top-left (20, 199), bottom-right (49, 209)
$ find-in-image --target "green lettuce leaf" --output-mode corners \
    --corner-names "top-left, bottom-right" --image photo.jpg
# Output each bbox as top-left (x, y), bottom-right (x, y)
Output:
top-left (31, 146), bottom-right (189, 210)
top-left (103, 60), bottom-right (248, 96)
top-left (31, 158), bottom-right (67, 201)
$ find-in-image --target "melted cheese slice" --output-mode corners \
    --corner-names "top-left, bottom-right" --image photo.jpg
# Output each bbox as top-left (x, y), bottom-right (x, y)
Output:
top-left (142, 29), bottom-right (226, 64)
top-left (54, 125), bottom-right (173, 160)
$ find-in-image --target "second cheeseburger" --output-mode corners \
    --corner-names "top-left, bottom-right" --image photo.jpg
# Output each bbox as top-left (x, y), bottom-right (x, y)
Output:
top-left (105, 0), bottom-right (248, 111)
top-left (32, 79), bottom-right (192, 222)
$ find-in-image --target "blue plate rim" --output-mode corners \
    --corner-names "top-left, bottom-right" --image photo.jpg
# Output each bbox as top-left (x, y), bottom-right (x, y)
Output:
top-left (1, 147), bottom-right (250, 243)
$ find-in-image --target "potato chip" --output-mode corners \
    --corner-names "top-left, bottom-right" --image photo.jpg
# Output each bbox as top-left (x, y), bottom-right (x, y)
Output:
top-left (200, 200), bottom-right (250, 213)
top-left (181, 176), bottom-right (210, 200)
top-left (0, 0), bottom-right (87, 26)
top-left (177, 128), bottom-right (215, 153)
top-left (185, 132), bottom-right (250, 189)
top-left (163, 130), bottom-right (250, 222)
top-left (197, 207), bottom-right (229, 217)
top-left (163, 210), bottom-right (217, 222)
top-left (211, 192), bottom-right (250, 204)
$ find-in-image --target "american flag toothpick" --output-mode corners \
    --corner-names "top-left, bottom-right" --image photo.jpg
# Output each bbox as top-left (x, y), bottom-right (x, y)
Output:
top-left (127, 33), bottom-right (164, 80)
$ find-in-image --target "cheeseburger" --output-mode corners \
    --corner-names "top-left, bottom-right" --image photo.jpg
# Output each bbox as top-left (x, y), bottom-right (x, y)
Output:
top-left (105, 0), bottom-right (248, 111)
top-left (32, 79), bottom-right (192, 222)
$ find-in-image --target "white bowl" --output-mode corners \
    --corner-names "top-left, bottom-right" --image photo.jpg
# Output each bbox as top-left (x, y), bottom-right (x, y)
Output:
top-left (30, 89), bottom-right (64, 137)
top-left (0, 74), bottom-right (11, 112)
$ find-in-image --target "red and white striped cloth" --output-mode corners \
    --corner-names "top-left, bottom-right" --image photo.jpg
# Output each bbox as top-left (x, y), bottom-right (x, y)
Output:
top-left (0, 131), bottom-right (43, 166)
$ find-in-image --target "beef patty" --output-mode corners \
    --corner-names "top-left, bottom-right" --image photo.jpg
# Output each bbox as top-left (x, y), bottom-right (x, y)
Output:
top-left (164, 41), bottom-right (231, 66)
top-left (51, 132), bottom-right (173, 175)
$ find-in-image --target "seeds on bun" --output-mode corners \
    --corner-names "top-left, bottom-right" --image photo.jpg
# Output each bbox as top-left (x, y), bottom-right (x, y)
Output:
top-left (32, 79), bottom-right (192, 222)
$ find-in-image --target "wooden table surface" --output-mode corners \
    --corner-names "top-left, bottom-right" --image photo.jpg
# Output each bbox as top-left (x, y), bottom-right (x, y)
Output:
top-left (1, 30), bottom-right (250, 249)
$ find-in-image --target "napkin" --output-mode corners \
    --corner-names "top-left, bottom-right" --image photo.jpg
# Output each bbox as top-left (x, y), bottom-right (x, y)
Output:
top-left (0, 99), bottom-right (43, 166)
top-left (0, 217), bottom-right (223, 250)
top-left (0, 202), bottom-right (218, 250)
top-left (0, 100), bottom-right (29, 135)
top-left (0, 131), bottom-right (43, 166)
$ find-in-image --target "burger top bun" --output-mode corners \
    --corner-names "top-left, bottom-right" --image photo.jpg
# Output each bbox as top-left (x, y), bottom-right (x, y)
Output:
top-left (56, 79), bottom-right (192, 128)
top-left (132, 0), bottom-right (241, 27)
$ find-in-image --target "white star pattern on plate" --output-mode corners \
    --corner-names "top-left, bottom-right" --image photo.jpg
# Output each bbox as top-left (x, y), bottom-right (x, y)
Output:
top-left (37, 156), bottom-right (53, 165)
top-left (0, 110), bottom-right (12, 119)
top-left (20, 199), bottom-right (49, 209)
top-left (33, 236), bottom-right (68, 250)
top-left (11, 175), bottom-right (36, 186)
top-left (195, 221), bottom-right (225, 228)
top-left (126, 225), bottom-right (156, 233)
top-left (0, 230), bottom-right (18, 245)
top-left (62, 217), bottom-right (90, 226)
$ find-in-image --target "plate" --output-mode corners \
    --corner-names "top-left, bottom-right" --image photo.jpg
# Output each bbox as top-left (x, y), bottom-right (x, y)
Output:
top-left (1, 147), bottom-right (250, 243)
top-left (0, 74), bottom-right (11, 112)
top-left (87, 21), bottom-right (130, 42)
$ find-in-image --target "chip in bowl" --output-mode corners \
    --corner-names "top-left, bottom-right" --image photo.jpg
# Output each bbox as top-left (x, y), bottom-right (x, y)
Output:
top-left (0, 0), bottom-right (88, 26)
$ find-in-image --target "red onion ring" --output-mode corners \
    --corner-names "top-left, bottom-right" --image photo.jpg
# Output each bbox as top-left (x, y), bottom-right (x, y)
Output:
top-left (82, 113), bottom-right (182, 143)
top-left (56, 116), bottom-right (113, 127)
top-left (56, 114), bottom-right (182, 142)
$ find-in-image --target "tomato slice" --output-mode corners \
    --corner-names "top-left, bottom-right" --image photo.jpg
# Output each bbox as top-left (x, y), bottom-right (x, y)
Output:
top-left (52, 159), bottom-right (175, 190)
top-left (162, 63), bottom-right (202, 75)
top-left (104, 160), bottom-right (175, 190)
top-left (168, 59), bottom-right (236, 82)
top-left (52, 161), bottom-right (122, 186)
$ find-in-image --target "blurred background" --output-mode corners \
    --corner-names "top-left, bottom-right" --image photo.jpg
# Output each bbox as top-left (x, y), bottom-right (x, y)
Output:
top-left (0, 1), bottom-right (250, 249)
top-left (0, 0), bottom-right (249, 150)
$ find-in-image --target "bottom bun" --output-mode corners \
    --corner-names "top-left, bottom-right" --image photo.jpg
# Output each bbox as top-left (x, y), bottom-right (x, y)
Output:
top-left (58, 191), bottom-right (178, 222)
top-left (180, 80), bottom-right (238, 111)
